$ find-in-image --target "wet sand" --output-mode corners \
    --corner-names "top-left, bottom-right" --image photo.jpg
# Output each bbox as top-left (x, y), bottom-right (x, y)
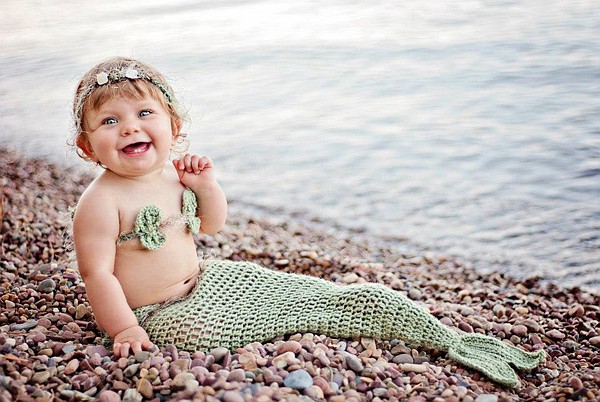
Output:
top-left (1, 147), bottom-right (598, 401)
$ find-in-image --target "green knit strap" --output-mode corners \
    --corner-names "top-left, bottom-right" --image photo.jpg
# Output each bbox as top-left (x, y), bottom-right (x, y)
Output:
top-left (182, 188), bottom-right (200, 234)
top-left (447, 333), bottom-right (547, 388)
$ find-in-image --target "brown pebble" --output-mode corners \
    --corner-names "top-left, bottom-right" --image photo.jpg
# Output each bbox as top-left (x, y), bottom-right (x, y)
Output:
top-left (31, 332), bottom-right (46, 343)
top-left (172, 372), bottom-right (196, 390)
top-left (568, 376), bottom-right (584, 390)
top-left (546, 329), bottom-right (565, 340)
top-left (227, 368), bottom-right (246, 382)
top-left (273, 351), bottom-right (298, 368)
top-left (589, 336), bottom-right (600, 347)
top-left (312, 376), bottom-right (334, 396)
top-left (530, 334), bottom-right (543, 345)
top-left (238, 353), bottom-right (258, 371)
top-left (342, 273), bottom-right (359, 283)
top-left (112, 380), bottom-right (130, 391)
top-left (399, 363), bottom-right (427, 373)
top-left (276, 340), bottom-right (302, 355)
top-left (75, 304), bottom-right (88, 319)
top-left (209, 346), bottom-right (229, 363)
top-left (98, 390), bottom-right (121, 402)
top-left (64, 359), bottom-right (80, 375)
top-left (222, 391), bottom-right (245, 402)
top-left (492, 304), bottom-right (506, 318)
top-left (568, 304), bottom-right (585, 317)
top-left (304, 385), bottom-right (325, 399)
top-left (511, 324), bottom-right (528, 337)
top-left (458, 321), bottom-right (473, 333)
top-left (136, 378), bottom-right (153, 399)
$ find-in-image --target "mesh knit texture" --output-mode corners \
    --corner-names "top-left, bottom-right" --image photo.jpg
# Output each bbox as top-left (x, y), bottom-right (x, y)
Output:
top-left (133, 260), bottom-right (546, 388)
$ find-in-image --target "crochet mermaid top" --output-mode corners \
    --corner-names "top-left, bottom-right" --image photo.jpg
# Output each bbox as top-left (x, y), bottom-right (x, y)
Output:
top-left (116, 188), bottom-right (200, 250)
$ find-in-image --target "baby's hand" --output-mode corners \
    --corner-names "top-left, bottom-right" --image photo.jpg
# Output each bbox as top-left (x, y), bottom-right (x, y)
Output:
top-left (172, 153), bottom-right (216, 190)
top-left (113, 325), bottom-right (155, 358)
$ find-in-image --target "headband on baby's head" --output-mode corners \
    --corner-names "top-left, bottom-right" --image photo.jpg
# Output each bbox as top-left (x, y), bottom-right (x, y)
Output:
top-left (72, 62), bottom-right (175, 134)
top-left (94, 66), bottom-right (174, 103)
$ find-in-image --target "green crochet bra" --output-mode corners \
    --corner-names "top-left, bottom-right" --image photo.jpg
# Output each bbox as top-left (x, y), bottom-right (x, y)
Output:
top-left (116, 188), bottom-right (200, 250)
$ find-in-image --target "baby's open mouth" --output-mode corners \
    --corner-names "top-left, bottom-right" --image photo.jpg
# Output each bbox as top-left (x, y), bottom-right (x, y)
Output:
top-left (122, 142), bottom-right (150, 155)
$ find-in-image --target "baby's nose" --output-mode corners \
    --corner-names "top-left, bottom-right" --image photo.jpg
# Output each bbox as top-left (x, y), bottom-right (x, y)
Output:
top-left (121, 119), bottom-right (141, 135)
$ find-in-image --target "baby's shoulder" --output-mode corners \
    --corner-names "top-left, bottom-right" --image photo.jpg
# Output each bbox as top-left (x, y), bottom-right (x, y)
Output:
top-left (74, 178), bottom-right (120, 219)
top-left (82, 174), bottom-right (118, 199)
top-left (72, 184), bottom-right (121, 241)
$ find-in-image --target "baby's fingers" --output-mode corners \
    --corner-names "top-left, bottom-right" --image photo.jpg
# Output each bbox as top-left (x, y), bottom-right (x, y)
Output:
top-left (190, 154), bottom-right (202, 174)
top-left (197, 156), bottom-right (213, 171)
top-left (190, 155), bottom-right (213, 174)
top-left (130, 340), bottom-right (155, 355)
top-left (175, 153), bottom-right (197, 173)
top-left (113, 342), bottom-right (132, 358)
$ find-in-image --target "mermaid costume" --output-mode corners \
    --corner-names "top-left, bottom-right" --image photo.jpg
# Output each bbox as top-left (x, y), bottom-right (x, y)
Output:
top-left (112, 189), bottom-right (546, 388)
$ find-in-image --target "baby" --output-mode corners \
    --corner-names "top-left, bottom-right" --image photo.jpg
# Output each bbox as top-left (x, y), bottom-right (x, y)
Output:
top-left (72, 57), bottom-right (227, 358)
top-left (71, 57), bottom-right (545, 388)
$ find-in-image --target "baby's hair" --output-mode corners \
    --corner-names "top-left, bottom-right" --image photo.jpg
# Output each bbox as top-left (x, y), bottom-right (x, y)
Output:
top-left (69, 56), bottom-right (189, 162)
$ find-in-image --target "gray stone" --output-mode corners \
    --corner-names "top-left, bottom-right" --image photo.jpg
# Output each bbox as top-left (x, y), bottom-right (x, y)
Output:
top-left (134, 351), bottom-right (151, 362)
top-left (343, 352), bottom-right (364, 372)
top-left (11, 320), bottom-right (38, 331)
top-left (38, 278), bottom-right (56, 293)
top-left (392, 353), bottom-right (413, 364)
top-left (123, 363), bottom-right (140, 377)
top-left (283, 369), bottom-right (313, 390)
top-left (122, 388), bottom-right (143, 401)
top-left (474, 394), bottom-right (498, 402)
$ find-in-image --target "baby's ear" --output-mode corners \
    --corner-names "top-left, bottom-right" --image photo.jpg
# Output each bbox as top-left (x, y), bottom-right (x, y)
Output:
top-left (171, 118), bottom-right (182, 144)
top-left (76, 135), bottom-right (97, 161)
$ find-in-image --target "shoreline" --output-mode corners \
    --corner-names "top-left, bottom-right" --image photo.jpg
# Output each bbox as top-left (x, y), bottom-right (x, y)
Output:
top-left (1, 147), bottom-right (599, 401)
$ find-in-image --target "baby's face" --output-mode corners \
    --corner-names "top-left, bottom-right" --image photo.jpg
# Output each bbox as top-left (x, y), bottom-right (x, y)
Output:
top-left (80, 95), bottom-right (175, 178)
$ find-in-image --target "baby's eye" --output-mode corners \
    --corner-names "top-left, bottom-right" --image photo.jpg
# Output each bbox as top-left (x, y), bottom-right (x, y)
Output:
top-left (103, 117), bottom-right (118, 125)
top-left (139, 110), bottom-right (152, 117)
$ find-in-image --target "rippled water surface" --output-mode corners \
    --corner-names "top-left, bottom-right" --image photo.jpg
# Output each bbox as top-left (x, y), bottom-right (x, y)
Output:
top-left (1, 0), bottom-right (598, 291)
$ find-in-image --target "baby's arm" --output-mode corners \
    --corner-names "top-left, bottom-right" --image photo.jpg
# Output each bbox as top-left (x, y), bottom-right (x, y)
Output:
top-left (173, 154), bottom-right (227, 234)
top-left (73, 190), bottom-right (154, 357)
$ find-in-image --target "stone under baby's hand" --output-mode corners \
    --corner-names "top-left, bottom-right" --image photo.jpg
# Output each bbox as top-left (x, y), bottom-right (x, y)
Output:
top-left (113, 325), bottom-right (155, 358)
top-left (172, 153), bottom-right (216, 190)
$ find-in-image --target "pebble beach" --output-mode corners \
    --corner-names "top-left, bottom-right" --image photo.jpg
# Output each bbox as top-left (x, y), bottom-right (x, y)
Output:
top-left (1, 147), bottom-right (599, 402)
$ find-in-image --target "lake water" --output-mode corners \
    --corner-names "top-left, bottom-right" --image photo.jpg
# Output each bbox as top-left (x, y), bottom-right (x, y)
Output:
top-left (1, 0), bottom-right (598, 292)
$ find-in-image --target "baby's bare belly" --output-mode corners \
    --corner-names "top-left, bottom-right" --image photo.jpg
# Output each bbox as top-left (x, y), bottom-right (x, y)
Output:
top-left (114, 239), bottom-right (201, 309)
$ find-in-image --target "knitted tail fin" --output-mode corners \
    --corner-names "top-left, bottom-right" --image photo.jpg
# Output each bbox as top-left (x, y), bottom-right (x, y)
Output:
top-left (447, 334), bottom-right (546, 388)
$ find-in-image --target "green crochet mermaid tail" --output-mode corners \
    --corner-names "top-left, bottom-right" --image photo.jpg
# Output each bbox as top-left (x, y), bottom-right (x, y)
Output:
top-left (133, 260), bottom-right (545, 388)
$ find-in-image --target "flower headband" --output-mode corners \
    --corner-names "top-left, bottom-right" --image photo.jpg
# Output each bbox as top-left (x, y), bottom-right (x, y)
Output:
top-left (73, 64), bottom-right (175, 133)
